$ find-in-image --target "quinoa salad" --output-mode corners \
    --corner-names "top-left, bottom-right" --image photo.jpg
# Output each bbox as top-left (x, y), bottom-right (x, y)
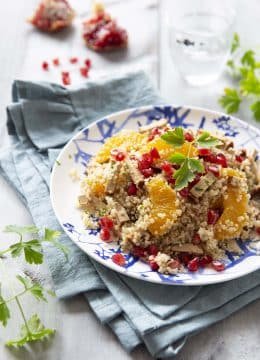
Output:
top-left (77, 119), bottom-right (260, 274)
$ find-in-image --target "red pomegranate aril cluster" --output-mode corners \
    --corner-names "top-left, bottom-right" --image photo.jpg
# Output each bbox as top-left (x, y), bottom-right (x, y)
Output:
top-left (138, 149), bottom-right (160, 178)
top-left (179, 187), bottom-right (190, 198)
top-left (215, 153), bottom-right (228, 168)
top-left (112, 253), bottom-right (126, 266)
top-left (184, 132), bottom-right (194, 142)
top-left (42, 61), bottom-right (49, 70)
top-left (148, 127), bottom-right (162, 141)
top-left (99, 216), bottom-right (114, 242)
top-left (199, 255), bottom-right (213, 268)
top-left (149, 260), bottom-right (159, 271)
top-left (132, 245), bottom-right (146, 258)
top-left (147, 244), bottom-right (159, 256)
top-left (62, 71), bottom-right (71, 85)
top-left (198, 148), bottom-right (212, 157)
top-left (187, 257), bottom-right (199, 272)
top-left (207, 209), bottom-right (221, 225)
top-left (150, 147), bottom-right (160, 160)
top-left (212, 260), bottom-right (225, 272)
top-left (235, 154), bottom-right (245, 163)
top-left (161, 161), bottom-right (173, 176)
top-left (127, 182), bottom-right (137, 196)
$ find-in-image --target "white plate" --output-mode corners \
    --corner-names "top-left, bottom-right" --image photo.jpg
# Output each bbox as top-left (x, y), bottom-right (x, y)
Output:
top-left (50, 105), bottom-right (260, 285)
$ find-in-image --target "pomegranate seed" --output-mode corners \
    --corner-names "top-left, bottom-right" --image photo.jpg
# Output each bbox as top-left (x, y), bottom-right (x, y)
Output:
top-left (112, 253), bottom-right (126, 266)
top-left (62, 74), bottom-right (71, 85)
top-left (184, 132), bottom-right (194, 142)
top-left (99, 216), bottom-right (114, 229)
top-left (53, 58), bottom-right (60, 66)
top-left (235, 155), bottom-right (244, 163)
top-left (192, 233), bottom-right (201, 245)
top-left (132, 246), bottom-right (146, 258)
top-left (212, 260), bottom-right (225, 272)
top-left (148, 128), bottom-right (161, 142)
top-left (166, 176), bottom-right (175, 185)
top-left (161, 162), bottom-right (173, 176)
top-left (187, 257), bottom-right (199, 272)
top-left (215, 153), bottom-right (228, 168)
top-left (199, 255), bottom-right (213, 267)
top-left (178, 253), bottom-right (193, 266)
top-left (100, 228), bottom-right (111, 242)
top-left (179, 187), bottom-right (190, 198)
top-left (70, 57), bottom-right (78, 64)
top-left (42, 61), bottom-right (49, 70)
top-left (169, 259), bottom-right (180, 269)
top-left (256, 227), bottom-right (260, 235)
top-left (85, 58), bottom-right (92, 68)
top-left (62, 71), bottom-right (69, 77)
top-left (147, 244), bottom-right (158, 256)
top-left (207, 209), bottom-right (220, 225)
top-left (138, 153), bottom-right (153, 170)
top-left (141, 168), bottom-right (154, 178)
top-left (207, 165), bottom-right (220, 177)
top-left (111, 150), bottom-right (126, 161)
top-left (188, 174), bottom-right (202, 189)
top-left (150, 147), bottom-right (160, 160)
top-left (127, 182), bottom-right (137, 196)
top-left (80, 67), bottom-right (89, 78)
top-left (149, 260), bottom-right (159, 271)
top-left (198, 148), bottom-right (212, 157)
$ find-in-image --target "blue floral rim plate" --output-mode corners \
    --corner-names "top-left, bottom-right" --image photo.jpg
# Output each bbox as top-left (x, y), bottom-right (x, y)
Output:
top-left (50, 105), bottom-right (260, 286)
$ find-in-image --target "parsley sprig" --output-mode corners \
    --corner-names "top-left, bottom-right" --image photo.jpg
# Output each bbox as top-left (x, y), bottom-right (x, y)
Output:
top-left (161, 127), bottom-right (220, 190)
top-left (0, 225), bottom-right (68, 347)
top-left (219, 33), bottom-right (260, 121)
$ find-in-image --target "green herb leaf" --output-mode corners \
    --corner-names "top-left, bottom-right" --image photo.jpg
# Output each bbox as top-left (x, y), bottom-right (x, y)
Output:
top-left (219, 88), bottom-right (242, 114)
top-left (6, 314), bottom-right (55, 347)
top-left (0, 288), bottom-right (10, 327)
top-left (240, 70), bottom-right (260, 96)
top-left (16, 276), bottom-right (47, 302)
top-left (4, 225), bottom-right (39, 237)
top-left (241, 50), bottom-right (255, 68)
top-left (196, 131), bottom-right (222, 148)
top-left (251, 101), bottom-right (260, 121)
top-left (161, 127), bottom-right (184, 147)
top-left (43, 228), bottom-right (69, 258)
top-left (231, 32), bottom-right (240, 53)
top-left (173, 159), bottom-right (195, 190)
top-left (226, 59), bottom-right (235, 70)
top-left (168, 152), bottom-right (186, 164)
top-left (188, 158), bottom-right (205, 173)
top-left (23, 240), bottom-right (43, 264)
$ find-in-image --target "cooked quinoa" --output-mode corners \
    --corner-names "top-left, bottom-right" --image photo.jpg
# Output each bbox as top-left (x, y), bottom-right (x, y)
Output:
top-left (78, 120), bottom-right (260, 274)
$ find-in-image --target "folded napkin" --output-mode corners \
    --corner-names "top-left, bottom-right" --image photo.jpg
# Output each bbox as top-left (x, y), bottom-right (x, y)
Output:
top-left (1, 71), bottom-right (260, 358)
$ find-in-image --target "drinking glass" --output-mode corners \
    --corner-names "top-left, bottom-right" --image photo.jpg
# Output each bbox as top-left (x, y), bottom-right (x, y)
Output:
top-left (167, 0), bottom-right (237, 86)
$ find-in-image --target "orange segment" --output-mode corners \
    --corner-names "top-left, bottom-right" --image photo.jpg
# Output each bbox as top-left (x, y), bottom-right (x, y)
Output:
top-left (142, 138), bottom-right (198, 160)
top-left (147, 177), bottom-right (178, 235)
top-left (96, 130), bottom-right (147, 163)
top-left (86, 180), bottom-right (105, 197)
top-left (221, 168), bottom-right (244, 178)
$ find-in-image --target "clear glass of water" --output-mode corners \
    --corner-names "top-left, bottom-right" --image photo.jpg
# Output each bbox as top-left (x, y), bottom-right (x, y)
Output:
top-left (167, 0), bottom-right (237, 86)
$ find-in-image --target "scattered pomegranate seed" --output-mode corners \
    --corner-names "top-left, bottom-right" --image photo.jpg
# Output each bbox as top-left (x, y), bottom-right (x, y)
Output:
top-left (178, 253), bottom-right (193, 266)
top-left (198, 148), bottom-right (212, 157)
top-left (53, 58), bottom-right (60, 66)
top-left (42, 61), bottom-right (49, 70)
top-left (149, 260), bottom-right (159, 271)
top-left (112, 253), bottom-right (126, 266)
top-left (187, 257), bottom-right (199, 272)
top-left (161, 162), bottom-right (173, 176)
top-left (62, 73), bottom-right (71, 85)
top-left (215, 153), bottom-right (228, 168)
top-left (147, 244), bottom-right (158, 256)
top-left (212, 260), bottom-right (225, 272)
top-left (256, 227), bottom-right (260, 235)
top-left (80, 67), bottom-right (89, 78)
top-left (100, 228), bottom-right (111, 242)
top-left (166, 176), bottom-right (176, 185)
top-left (235, 155), bottom-right (244, 163)
top-left (138, 153), bottom-right (153, 170)
top-left (207, 209), bottom-right (220, 225)
top-left (141, 168), bottom-right (154, 178)
top-left (199, 255), bottom-right (213, 268)
top-left (169, 259), bottom-right (180, 269)
top-left (127, 182), bottom-right (137, 196)
top-left (150, 147), bottom-right (160, 160)
top-left (179, 187), bottom-right (190, 198)
top-left (207, 165), bottom-right (220, 177)
top-left (99, 216), bottom-right (114, 229)
top-left (85, 58), bottom-right (92, 68)
top-left (132, 246), bottom-right (146, 258)
top-left (110, 149), bottom-right (126, 161)
top-left (70, 57), bottom-right (78, 64)
top-left (184, 132), bottom-right (194, 142)
top-left (148, 127), bottom-right (161, 141)
top-left (192, 233), bottom-right (201, 245)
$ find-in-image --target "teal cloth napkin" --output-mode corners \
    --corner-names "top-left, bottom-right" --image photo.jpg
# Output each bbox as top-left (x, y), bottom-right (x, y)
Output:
top-left (1, 71), bottom-right (260, 358)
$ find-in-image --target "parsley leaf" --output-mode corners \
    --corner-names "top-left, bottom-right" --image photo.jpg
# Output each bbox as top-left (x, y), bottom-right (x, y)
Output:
top-left (16, 276), bottom-right (47, 302)
top-left (6, 314), bottom-right (55, 347)
top-left (196, 131), bottom-right (222, 148)
top-left (219, 88), bottom-right (242, 114)
top-left (43, 228), bottom-right (69, 258)
top-left (231, 32), bottom-right (240, 53)
top-left (4, 225), bottom-right (39, 237)
top-left (0, 288), bottom-right (10, 327)
top-left (188, 158), bottom-right (205, 173)
top-left (240, 70), bottom-right (260, 96)
top-left (168, 152), bottom-right (186, 164)
top-left (241, 50), bottom-right (255, 68)
top-left (161, 127), bottom-right (185, 147)
top-left (173, 159), bottom-right (195, 190)
top-left (251, 101), bottom-right (260, 121)
top-left (9, 240), bottom-right (43, 264)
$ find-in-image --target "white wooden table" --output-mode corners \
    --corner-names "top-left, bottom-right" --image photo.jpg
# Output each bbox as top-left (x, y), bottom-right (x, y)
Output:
top-left (0, 1), bottom-right (260, 359)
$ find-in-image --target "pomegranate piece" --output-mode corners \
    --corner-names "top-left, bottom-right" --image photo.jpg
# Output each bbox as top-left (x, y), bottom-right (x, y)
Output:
top-left (112, 253), bottom-right (126, 266)
top-left (127, 182), bottom-right (137, 196)
top-left (147, 244), bottom-right (158, 256)
top-left (199, 255), bottom-right (213, 268)
top-left (178, 253), bottom-right (193, 266)
top-left (42, 61), bottom-right (49, 70)
top-left (29, 0), bottom-right (75, 32)
top-left (212, 260), bottom-right (225, 272)
top-left (132, 246), bottom-right (146, 258)
top-left (192, 233), bottom-right (201, 245)
top-left (187, 257), bottom-right (199, 272)
top-left (215, 153), bottom-right (228, 168)
top-left (148, 127), bottom-right (162, 141)
top-left (70, 57), bottom-right (78, 64)
top-left (184, 132), bottom-right (194, 142)
top-left (149, 260), bottom-right (159, 271)
top-left (53, 58), bottom-right (60, 66)
top-left (110, 149), bottom-right (125, 161)
top-left (207, 209), bottom-right (220, 225)
top-left (235, 155), bottom-right (244, 163)
top-left (141, 168), bottom-right (154, 178)
top-left (85, 58), bottom-right (92, 68)
top-left (61, 71), bottom-right (71, 85)
top-left (150, 147), bottom-right (160, 160)
top-left (198, 148), bottom-right (212, 157)
top-left (179, 187), bottom-right (190, 198)
top-left (207, 165), bottom-right (220, 177)
top-left (80, 67), bottom-right (89, 78)
top-left (99, 216), bottom-right (114, 229)
top-left (256, 227), bottom-right (260, 235)
top-left (82, 3), bottom-right (128, 52)
top-left (161, 162), bottom-right (173, 176)
top-left (138, 153), bottom-right (153, 170)
top-left (100, 228), bottom-right (111, 242)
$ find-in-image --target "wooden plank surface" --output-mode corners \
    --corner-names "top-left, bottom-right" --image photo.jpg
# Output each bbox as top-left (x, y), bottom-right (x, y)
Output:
top-left (0, 0), bottom-right (260, 359)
